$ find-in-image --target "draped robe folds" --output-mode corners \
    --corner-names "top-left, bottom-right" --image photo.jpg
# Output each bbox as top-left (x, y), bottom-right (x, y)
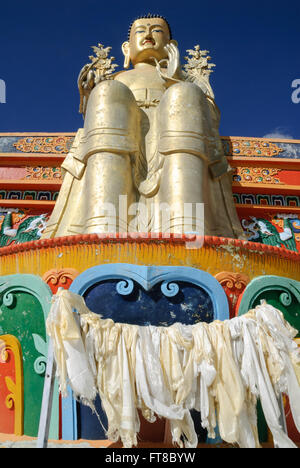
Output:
top-left (42, 70), bottom-right (245, 239)
top-left (46, 289), bottom-right (300, 449)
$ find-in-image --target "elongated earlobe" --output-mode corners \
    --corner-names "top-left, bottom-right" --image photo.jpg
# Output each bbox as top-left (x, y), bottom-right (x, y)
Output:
top-left (122, 41), bottom-right (130, 69)
top-left (124, 54), bottom-right (130, 69)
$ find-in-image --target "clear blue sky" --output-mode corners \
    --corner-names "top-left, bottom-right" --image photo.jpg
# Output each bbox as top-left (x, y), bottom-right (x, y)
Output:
top-left (0, 0), bottom-right (299, 138)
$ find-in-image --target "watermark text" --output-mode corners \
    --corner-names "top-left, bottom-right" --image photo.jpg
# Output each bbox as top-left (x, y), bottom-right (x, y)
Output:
top-left (0, 79), bottom-right (6, 103)
top-left (84, 196), bottom-right (205, 249)
top-left (291, 79), bottom-right (300, 104)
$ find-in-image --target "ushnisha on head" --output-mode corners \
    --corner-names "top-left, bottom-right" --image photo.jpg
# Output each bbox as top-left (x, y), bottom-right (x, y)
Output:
top-left (122, 13), bottom-right (178, 68)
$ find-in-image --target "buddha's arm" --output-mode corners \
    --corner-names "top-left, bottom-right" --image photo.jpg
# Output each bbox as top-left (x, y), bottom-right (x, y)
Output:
top-left (78, 64), bottom-right (95, 116)
top-left (77, 63), bottom-right (123, 116)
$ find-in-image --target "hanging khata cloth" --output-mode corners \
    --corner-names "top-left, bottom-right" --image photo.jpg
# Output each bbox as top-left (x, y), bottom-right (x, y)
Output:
top-left (46, 288), bottom-right (300, 449)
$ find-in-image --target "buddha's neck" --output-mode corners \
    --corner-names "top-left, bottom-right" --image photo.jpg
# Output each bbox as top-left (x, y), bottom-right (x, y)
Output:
top-left (133, 62), bottom-right (156, 71)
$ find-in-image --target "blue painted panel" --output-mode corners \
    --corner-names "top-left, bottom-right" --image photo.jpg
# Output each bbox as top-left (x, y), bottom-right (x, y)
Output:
top-left (0, 136), bottom-right (20, 152)
top-left (70, 264), bottom-right (229, 322)
top-left (78, 396), bottom-right (108, 441)
top-left (221, 139), bottom-right (300, 159)
top-left (276, 142), bottom-right (300, 159)
top-left (84, 279), bottom-right (214, 327)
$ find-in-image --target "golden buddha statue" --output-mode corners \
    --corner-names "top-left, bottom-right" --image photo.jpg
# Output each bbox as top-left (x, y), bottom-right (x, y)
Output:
top-left (42, 14), bottom-right (244, 239)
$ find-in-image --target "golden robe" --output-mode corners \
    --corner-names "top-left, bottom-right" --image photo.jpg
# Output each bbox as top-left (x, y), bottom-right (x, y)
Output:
top-left (42, 68), bottom-right (244, 238)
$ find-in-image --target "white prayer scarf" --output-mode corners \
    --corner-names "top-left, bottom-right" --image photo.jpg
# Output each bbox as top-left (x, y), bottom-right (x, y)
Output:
top-left (46, 289), bottom-right (300, 449)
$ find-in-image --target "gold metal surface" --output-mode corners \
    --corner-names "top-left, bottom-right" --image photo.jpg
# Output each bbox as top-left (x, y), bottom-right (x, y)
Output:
top-left (42, 16), bottom-right (244, 239)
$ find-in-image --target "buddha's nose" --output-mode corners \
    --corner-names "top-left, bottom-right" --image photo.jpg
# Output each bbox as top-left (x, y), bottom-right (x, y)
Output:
top-left (144, 30), bottom-right (154, 43)
top-left (145, 28), bottom-right (153, 38)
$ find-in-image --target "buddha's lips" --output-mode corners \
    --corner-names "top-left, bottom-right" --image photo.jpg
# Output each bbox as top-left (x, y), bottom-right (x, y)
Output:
top-left (142, 39), bottom-right (155, 45)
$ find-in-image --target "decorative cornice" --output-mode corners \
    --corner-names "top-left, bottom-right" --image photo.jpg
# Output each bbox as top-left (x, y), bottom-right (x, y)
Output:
top-left (43, 268), bottom-right (79, 285)
top-left (13, 136), bottom-right (74, 154)
top-left (0, 234), bottom-right (298, 261)
top-left (223, 138), bottom-right (284, 158)
top-left (215, 271), bottom-right (250, 290)
top-left (215, 271), bottom-right (250, 318)
top-left (43, 268), bottom-right (79, 293)
top-left (232, 167), bottom-right (284, 185)
top-left (222, 135), bottom-right (300, 144)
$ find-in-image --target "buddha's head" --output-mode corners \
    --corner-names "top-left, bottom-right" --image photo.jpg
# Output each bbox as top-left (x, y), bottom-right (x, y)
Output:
top-left (122, 14), bottom-right (177, 68)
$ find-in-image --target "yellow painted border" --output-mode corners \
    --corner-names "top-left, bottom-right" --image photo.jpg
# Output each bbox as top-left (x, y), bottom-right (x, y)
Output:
top-left (0, 240), bottom-right (299, 282)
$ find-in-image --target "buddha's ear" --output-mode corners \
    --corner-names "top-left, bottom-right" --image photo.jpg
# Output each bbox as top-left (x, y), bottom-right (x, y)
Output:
top-left (122, 41), bottom-right (130, 68)
top-left (170, 39), bottom-right (178, 48)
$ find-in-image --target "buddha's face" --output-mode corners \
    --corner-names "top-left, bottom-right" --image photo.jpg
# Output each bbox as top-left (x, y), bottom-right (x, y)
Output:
top-left (123, 17), bottom-right (172, 66)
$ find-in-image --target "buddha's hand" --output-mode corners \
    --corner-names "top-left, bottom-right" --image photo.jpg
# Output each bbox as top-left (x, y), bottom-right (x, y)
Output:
top-left (77, 64), bottom-right (96, 91)
top-left (153, 43), bottom-right (182, 86)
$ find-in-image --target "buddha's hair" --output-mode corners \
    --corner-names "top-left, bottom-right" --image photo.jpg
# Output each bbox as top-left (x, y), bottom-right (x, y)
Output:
top-left (127, 14), bottom-right (172, 40)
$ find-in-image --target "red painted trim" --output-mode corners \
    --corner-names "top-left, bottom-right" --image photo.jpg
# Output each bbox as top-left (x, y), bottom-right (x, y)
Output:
top-left (278, 170), bottom-right (300, 185)
top-left (0, 132), bottom-right (76, 137)
top-left (228, 157), bottom-right (300, 170)
top-left (1, 154), bottom-right (299, 169)
top-left (0, 201), bottom-right (298, 220)
top-left (0, 234), bottom-right (298, 261)
top-left (0, 180), bottom-right (62, 190)
top-left (0, 200), bottom-right (55, 210)
top-left (232, 183), bottom-right (300, 195)
top-left (235, 205), bottom-right (300, 217)
top-left (0, 154), bottom-right (65, 166)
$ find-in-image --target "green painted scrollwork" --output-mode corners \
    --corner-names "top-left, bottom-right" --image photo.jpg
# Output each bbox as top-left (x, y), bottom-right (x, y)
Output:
top-left (1, 291), bottom-right (15, 308)
top-left (279, 291), bottom-right (293, 307)
top-left (238, 275), bottom-right (300, 336)
top-left (32, 333), bottom-right (47, 375)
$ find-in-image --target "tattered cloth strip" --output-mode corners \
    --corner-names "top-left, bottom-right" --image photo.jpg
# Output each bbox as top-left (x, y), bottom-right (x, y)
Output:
top-left (46, 289), bottom-right (300, 448)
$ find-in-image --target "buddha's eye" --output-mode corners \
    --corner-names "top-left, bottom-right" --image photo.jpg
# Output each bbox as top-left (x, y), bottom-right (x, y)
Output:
top-left (153, 29), bottom-right (163, 33)
top-left (135, 30), bottom-right (145, 34)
